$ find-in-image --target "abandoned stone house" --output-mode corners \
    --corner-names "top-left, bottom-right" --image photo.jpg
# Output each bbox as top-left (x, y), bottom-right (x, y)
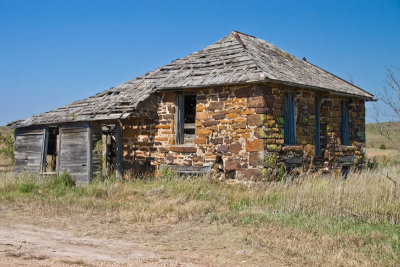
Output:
top-left (12, 31), bottom-right (374, 183)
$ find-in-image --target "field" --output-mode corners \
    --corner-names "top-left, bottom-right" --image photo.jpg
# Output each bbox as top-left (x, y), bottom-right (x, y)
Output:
top-left (1, 169), bottom-right (400, 266)
top-left (0, 124), bottom-right (400, 265)
top-left (365, 123), bottom-right (400, 164)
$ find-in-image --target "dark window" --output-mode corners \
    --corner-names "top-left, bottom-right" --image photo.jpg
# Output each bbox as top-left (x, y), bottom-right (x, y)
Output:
top-left (315, 96), bottom-right (321, 157)
top-left (284, 92), bottom-right (296, 145)
top-left (176, 94), bottom-right (196, 145)
top-left (341, 101), bottom-right (350, 146)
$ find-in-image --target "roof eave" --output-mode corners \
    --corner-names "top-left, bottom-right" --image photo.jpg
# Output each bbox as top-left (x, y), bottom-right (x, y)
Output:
top-left (157, 79), bottom-right (374, 101)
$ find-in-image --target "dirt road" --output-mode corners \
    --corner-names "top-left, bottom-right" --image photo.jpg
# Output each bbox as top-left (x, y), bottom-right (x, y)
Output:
top-left (0, 222), bottom-right (202, 266)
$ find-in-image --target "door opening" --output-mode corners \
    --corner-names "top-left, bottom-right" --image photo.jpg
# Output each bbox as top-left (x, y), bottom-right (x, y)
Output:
top-left (45, 126), bottom-right (59, 173)
top-left (101, 124), bottom-right (117, 174)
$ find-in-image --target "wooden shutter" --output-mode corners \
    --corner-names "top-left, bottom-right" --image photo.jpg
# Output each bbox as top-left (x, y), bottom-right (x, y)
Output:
top-left (176, 94), bottom-right (184, 145)
top-left (315, 96), bottom-right (321, 157)
top-left (284, 93), bottom-right (296, 145)
top-left (341, 101), bottom-right (350, 146)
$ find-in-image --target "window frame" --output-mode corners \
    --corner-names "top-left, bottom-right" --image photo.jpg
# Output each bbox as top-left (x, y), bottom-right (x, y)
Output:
top-left (284, 92), bottom-right (297, 145)
top-left (175, 92), bottom-right (197, 145)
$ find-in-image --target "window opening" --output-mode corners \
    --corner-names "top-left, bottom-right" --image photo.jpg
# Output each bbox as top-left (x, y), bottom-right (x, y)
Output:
top-left (284, 92), bottom-right (296, 145)
top-left (176, 94), bottom-right (196, 145)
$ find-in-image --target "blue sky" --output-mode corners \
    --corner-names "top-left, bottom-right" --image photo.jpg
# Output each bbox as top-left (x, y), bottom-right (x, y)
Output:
top-left (0, 0), bottom-right (399, 125)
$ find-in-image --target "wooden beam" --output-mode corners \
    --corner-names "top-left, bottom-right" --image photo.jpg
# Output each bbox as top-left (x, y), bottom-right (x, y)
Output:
top-left (41, 126), bottom-right (49, 173)
top-left (87, 122), bottom-right (93, 182)
top-left (115, 120), bottom-right (123, 179)
top-left (57, 126), bottom-right (62, 176)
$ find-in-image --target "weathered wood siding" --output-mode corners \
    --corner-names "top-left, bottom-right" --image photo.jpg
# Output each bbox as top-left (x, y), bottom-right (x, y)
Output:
top-left (14, 126), bottom-right (45, 173)
top-left (58, 123), bottom-right (90, 183)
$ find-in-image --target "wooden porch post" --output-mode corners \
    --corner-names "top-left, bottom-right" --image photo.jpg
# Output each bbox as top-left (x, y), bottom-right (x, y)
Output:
top-left (115, 120), bottom-right (123, 179)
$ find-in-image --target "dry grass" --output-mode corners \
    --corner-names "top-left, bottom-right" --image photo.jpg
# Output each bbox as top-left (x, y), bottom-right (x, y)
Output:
top-left (1, 168), bottom-right (400, 265)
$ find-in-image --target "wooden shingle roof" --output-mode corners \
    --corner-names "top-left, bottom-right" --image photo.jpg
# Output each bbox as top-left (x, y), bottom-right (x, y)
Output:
top-left (14, 31), bottom-right (373, 127)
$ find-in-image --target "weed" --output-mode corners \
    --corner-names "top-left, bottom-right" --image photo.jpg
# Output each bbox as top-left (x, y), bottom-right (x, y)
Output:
top-left (18, 182), bottom-right (38, 194)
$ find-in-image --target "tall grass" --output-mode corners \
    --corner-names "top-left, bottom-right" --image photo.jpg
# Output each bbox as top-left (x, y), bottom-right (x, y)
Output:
top-left (1, 167), bottom-right (400, 264)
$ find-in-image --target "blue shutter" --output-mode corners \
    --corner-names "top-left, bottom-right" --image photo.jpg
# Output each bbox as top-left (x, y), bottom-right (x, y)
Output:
top-left (315, 96), bottom-right (321, 156)
top-left (341, 102), bottom-right (350, 146)
top-left (176, 94), bottom-right (184, 145)
top-left (284, 93), bottom-right (296, 145)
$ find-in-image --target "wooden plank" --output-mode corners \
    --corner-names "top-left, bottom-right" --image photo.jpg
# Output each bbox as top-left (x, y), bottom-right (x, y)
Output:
top-left (115, 121), bottom-right (123, 179)
top-left (160, 164), bottom-right (211, 174)
top-left (14, 126), bottom-right (45, 174)
top-left (339, 155), bottom-right (354, 164)
top-left (87, 123), bottom-right (92, 182)
top-left (285, 156), bottom-right (303, 167)
top-left (58, 123), bottom-right (90, 183)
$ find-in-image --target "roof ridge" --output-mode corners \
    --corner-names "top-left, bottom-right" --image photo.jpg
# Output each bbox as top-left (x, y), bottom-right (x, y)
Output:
top-left (232, 32), bottom-right (272, 80)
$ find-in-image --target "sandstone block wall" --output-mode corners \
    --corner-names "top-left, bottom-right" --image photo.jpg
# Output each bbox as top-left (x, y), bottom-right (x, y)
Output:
top-left (121, 83), bottom-right (366, 179)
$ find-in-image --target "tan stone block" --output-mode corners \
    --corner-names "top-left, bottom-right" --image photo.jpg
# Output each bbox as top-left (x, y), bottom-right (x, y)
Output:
top-left (155, 136), bottom-right (168, 141)
top-left (242, 133), bottom-right (251, 139)
top-left (226, 112), bottom-right (239, 119)
top-left (247, 96), bottom-right (266, 108)
top-left (221, 119), bottom-right (233, 124)
top-left (241, 110), bottom-right (255, 115)
top-left (197, 129), bottom-right (212, 136)
top-left (196, 105), bottom-right (205, 112)
top-left (197, 112), bottom-right (208, 120)
top-left (246, 139), bottom-right (264, 152)
top-left (155, 124), bottom-right (171, 129)
top-left (195, 137), bottom-right (207, 144)
top-left (234, 117), bottom-right (247, 124)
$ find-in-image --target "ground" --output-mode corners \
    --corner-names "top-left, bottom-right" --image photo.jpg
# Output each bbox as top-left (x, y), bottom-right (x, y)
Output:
top-left (0, 203), bottom-right (285, 266)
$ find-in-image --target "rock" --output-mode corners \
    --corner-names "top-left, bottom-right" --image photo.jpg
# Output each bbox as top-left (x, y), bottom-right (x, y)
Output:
top-left (246, 139), bottom-right (264, 152)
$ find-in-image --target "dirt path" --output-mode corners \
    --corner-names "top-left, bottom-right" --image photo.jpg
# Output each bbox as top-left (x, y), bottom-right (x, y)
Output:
top-left (0, 222), bottom-right (200, 266)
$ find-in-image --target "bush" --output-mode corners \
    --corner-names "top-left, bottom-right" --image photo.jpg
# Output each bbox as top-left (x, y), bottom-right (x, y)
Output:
top-left (379, 143), bottom-right (386, 150)
top-left (57, 172), bottom-right (76, 187)
top-left (18, 182), bottom-right (38, 193)
top-left (367, 158), bottom-right (379, 170)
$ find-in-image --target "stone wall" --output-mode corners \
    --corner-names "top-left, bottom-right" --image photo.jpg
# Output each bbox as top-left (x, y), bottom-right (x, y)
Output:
top-left (121, 83), bottom-right (366, 179)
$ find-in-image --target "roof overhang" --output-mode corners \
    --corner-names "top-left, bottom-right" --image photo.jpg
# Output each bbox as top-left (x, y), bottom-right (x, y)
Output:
top-left (157, 79), bottom-right (374, 101)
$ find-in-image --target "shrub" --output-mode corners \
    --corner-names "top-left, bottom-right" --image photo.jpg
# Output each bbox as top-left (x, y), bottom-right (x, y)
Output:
top-left (18, 182), bottom-right (38, 193)
top-left (57, 172), bottom-right (76, 187)
top-left (367, 158), bottom-right (379, 170)
top-left (379, 143), bottom-right (386, 150)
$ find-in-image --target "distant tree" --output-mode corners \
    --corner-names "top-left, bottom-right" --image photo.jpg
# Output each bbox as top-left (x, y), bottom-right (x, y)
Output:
top-left (372, 68), bottom-right (400, 147)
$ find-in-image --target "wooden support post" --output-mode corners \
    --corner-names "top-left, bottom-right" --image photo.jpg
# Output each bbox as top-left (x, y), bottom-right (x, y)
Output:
top-left (115, 120), bottom-right (123, 179)
top-left (41, 126), bottom-right (49, 173)
top-left (87, 123), bottom-right (93, 182)
top-left (57, 126), bottom-right (62, 176)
